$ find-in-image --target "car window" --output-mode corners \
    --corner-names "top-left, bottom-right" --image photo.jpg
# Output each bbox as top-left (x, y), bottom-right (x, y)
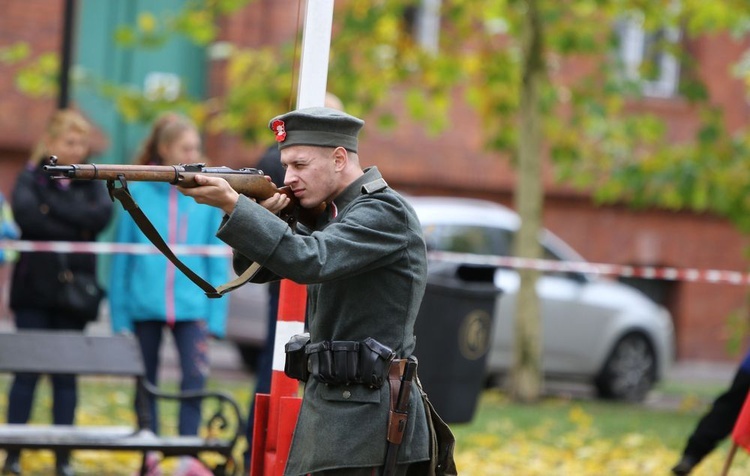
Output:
top-left (541, 242), bottom-right (590, 282)
top-left (422, 223), bottom-right (589, 282)
top-left (543, 245), bottom-right (562, 261)
top-left (423, 224), bottom-right (512, 256)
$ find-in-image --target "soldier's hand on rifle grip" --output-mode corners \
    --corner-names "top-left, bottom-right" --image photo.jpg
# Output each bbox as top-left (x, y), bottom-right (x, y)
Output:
top-left (178, 174), bottom-right (239, 215)
top-left (259, 192), bottom-right (290, 215)
top-left (256, 175), bottom-right (291, 214)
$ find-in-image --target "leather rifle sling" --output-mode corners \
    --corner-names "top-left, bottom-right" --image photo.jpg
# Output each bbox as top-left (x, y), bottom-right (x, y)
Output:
top-left (107, 177), bottom-right (260, 298)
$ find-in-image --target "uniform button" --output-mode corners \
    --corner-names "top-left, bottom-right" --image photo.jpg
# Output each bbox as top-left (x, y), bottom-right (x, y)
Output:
top-left (342, 390), bottom-right (351, 399)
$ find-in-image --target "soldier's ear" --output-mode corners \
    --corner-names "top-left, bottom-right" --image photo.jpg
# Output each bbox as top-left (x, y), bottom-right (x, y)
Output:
top-left (332, 147), bottom-right (348, 172)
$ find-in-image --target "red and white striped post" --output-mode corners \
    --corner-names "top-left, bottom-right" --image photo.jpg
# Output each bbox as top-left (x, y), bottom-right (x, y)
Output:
top-left (249, 280), bottom-right (306, 476)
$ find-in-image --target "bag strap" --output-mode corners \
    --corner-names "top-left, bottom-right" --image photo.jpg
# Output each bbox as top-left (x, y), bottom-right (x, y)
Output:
top-left (56, 252), bottom-right (72, 283)
top-left (107, 176), bottom-right (260, 298)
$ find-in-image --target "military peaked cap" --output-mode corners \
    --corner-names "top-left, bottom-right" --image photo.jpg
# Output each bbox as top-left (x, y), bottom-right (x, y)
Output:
top-left (269, 107), bottom-right (365, 153)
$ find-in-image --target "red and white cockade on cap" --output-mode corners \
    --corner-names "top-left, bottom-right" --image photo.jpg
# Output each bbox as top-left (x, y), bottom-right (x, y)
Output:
top-left (272, 119), bottom-right (286, 142)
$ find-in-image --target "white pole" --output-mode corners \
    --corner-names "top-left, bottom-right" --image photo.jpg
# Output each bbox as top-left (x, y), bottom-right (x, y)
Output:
top-left (252, 3), bottom-right (337, 473)
top-left (272, 0), bottom-right (336, 373)
top-left (296, 0), bottom-right (334, 109)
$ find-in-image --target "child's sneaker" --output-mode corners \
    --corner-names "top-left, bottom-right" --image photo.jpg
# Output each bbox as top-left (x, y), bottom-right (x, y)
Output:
top-left (135, 451), bottom-right (162, 476)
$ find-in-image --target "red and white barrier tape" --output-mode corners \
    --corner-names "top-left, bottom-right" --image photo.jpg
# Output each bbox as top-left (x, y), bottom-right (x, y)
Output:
top-left (1, 240), bottom-right (746, 286)
top-left (428, 251), bottom-right (750, 286)
top-left (0, 239), bottom-right (231, 256)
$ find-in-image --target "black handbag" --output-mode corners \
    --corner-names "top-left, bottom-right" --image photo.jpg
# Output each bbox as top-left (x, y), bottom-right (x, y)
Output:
top-left (56, 254), bottom-right (104, 323)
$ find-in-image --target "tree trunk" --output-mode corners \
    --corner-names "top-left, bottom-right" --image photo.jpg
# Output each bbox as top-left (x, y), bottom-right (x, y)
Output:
top-left (509, 0), bottom-right (545, 403)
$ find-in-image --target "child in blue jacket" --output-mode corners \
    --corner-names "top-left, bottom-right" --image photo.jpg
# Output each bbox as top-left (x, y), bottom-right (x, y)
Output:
top-left (109, 114), bottom-right (230, 447)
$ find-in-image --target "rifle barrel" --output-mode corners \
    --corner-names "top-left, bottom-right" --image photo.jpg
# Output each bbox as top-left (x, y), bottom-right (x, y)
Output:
top-left (44, 164), bottom-right (186, 183)
top-left (42, 161), bottom-right (325, 227)
top-left (43, 163), bottom-right (275, 193)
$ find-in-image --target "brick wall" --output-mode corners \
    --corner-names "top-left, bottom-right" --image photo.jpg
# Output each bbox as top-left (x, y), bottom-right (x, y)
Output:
top-left (0, 0), bottom-right (64, 195)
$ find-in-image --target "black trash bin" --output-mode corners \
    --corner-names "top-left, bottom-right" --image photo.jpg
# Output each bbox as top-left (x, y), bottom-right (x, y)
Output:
top-left (413, 262), bottom-right (500, 424)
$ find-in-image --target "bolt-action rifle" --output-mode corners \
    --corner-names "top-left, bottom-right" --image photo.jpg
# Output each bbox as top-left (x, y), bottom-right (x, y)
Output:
top-left (43, 158), bottom-right (322, 227)
top-left (43, 156), bottom-right (323, 297)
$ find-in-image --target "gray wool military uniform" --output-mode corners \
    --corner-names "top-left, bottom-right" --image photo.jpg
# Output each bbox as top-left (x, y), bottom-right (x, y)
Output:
top-left (216, 166), bottom-right (430, 475)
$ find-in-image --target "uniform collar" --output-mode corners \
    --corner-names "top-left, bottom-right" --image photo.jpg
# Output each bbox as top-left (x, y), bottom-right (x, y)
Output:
top-left (330, 166), bottom-right (382, 213)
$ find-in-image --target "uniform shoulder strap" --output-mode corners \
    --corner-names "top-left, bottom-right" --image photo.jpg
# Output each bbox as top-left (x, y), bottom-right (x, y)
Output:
top-left (361, 178), bottom-right (388, 195)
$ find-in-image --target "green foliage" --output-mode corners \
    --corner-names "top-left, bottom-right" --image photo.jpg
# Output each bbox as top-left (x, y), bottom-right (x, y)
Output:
top-left (113, 0), bottom-right (249, 48)
top-left (97, 80), bottom-right (209, 127)
top-left (0, 42), bottom-right (59, 98)
top-left (209, 45), bottom-right (296, 142)
top-left (14, 53), bottom-right (59, 98)
top-left (724, 307), bottom-right (750, 357)
top-left (531, 1), bottom-right (750, 234)
top-left (0, 42), bottom-right (30, 63)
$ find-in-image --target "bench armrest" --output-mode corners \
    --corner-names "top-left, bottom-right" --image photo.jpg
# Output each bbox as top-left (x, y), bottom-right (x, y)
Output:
top-left (136, 378), bottom-right (245, 451)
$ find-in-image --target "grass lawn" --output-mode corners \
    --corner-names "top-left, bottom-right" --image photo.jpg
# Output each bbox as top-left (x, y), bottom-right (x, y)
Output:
top-left (451, 383), bottom-right (750, 475)
top-left (1, 374), bottom-right (749, 475)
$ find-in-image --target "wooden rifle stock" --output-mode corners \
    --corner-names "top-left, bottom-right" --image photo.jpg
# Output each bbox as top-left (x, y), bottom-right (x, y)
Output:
top-left (43, 158), bottom-right (323, 227)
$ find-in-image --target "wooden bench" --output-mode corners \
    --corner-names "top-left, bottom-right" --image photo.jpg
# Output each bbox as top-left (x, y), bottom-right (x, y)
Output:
top-left (0, 330), bottom-right (245, 475)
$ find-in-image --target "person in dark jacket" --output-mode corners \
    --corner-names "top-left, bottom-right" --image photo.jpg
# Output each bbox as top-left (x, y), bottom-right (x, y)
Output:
top-left (672, 348), bottom-right (750, 475)
top-left (180, 107), bottom-right (456, 476)
top-left (2, 109), bottom-right (113, 476)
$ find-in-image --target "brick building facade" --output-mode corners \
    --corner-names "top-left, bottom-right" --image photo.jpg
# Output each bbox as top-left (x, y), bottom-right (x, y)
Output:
top-left (2, 0), bottom-right (750, 362)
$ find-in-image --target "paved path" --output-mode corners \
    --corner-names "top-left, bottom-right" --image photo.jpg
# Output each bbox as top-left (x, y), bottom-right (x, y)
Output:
top-left (0, 313), bottom-right (251, 382)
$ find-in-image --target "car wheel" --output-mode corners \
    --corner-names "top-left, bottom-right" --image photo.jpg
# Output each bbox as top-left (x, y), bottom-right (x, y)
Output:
top-left (236, 344), bottom-right (260, 373)
top-left (594, 333), bottom-right (656, 402)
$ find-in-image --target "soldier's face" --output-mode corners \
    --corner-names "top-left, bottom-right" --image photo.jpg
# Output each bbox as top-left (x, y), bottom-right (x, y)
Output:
top-left (281, 145), bottom-right (338, 208)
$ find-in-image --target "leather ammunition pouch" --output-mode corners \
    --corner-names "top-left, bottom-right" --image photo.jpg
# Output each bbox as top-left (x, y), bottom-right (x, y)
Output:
top-left (359, 337), bottom-right (397, 388)
top-left (283, 335), bottom-right (396, 388)
top-left (284, 333), bottom-right (311, 382)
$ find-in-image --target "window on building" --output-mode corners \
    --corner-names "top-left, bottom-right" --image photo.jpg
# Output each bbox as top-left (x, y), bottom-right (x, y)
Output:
top-left (404, 0), bottom-right (442, 53)
top-left (615, 13), bottom-right (681, 98)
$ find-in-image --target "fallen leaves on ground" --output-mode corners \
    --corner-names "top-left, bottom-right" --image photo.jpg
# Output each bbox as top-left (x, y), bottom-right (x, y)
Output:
top-left (454, 400), bottom-right (750, 475)
top-left (5, 380), bottom-right (750, 475)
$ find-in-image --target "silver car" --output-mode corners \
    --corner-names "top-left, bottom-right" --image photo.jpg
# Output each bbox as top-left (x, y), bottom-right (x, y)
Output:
top-left (410, 196), bottom-right (675, 401)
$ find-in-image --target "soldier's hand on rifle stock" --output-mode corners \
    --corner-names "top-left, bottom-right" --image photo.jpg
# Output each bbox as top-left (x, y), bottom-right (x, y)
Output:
top-left (255, 175), bottom-right (292, 214)
top-left (179, 173), bottom-right (291, 216)
top-left (259, 192), bottom-right (290, 214)
top-left (178, 174), bottom-right (240, 215)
